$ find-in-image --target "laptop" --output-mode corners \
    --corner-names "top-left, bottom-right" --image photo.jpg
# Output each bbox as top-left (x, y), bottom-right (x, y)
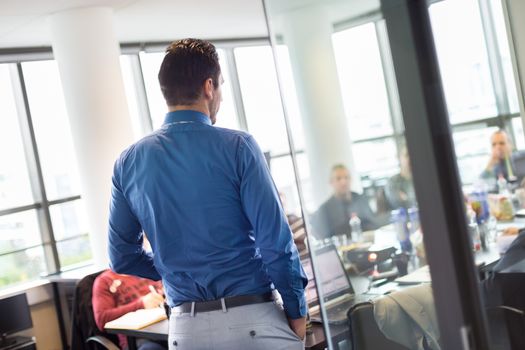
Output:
top-left (302, 245), bottom-right (363, 325)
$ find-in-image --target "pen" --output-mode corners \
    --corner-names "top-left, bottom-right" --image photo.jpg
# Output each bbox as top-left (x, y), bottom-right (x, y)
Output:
top-left (149, 285), bottom-right (164, 308)
top-left (149, 285), bottom-right (158, 294)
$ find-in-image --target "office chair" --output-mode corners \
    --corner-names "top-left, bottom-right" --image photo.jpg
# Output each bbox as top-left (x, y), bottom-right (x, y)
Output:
top-left (482, 271), bottom-right (525, 350)
top-left (347, 302), bottom-right (409, 350)
top-left (70, 270), bottom-right (120, 350)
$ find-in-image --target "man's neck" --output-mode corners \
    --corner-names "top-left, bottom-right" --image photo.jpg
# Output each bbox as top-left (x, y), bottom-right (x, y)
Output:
top-left (168, 103), bottom-right (210, 117)
top-left (335, 192), bottom-right (351, 201)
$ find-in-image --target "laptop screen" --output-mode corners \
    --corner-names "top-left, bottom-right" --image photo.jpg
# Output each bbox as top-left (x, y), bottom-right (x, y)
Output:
top-left (301, 246), bottom-right (354, 305)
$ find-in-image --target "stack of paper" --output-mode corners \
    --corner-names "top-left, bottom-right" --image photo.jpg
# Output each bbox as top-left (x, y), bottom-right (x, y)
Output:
top-left (104, 307), bottom-right (167, 330)
top-left (395, 265), bottom-right (431, 285)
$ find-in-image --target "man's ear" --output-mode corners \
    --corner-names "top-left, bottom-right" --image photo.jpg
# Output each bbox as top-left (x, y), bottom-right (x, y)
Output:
top-left (203, 78), bottom-right (214, 99)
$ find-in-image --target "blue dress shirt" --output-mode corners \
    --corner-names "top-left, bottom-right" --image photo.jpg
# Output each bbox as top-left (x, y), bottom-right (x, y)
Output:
top-left (108, 110), bottom-right (307, 319)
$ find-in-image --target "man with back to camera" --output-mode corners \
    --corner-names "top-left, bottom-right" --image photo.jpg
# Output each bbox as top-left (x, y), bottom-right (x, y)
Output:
top-left (107, 39), bottom-right (307, 349)
top-left (312, 164), bottom-right (380, 240)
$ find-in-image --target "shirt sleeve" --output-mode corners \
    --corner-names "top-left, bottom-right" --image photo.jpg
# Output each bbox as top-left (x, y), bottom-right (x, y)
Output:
top-left (238, 135), bottom-right (308, 319)
top-left (108, 159), bottom-right (161, 281)
top-left (92, 274), bottom-right (144, 331)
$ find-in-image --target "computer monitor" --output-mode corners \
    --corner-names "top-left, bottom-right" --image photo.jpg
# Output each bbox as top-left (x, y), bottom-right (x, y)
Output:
top-left (0, 293), bottom-right (33, 338)
top-left (301, 245), bottom-right (354, 306)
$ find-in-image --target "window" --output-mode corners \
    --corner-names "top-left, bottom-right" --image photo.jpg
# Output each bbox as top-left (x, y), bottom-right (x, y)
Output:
top-left (0, 65), bottom-right (34, 210)
top-left (430, 0), bottom-right (524, 186)
top-left (235, 45), bottom-right (311, 211)
top-left (0, 247), bottom-right (46, 287)
top-left (333, 23), bottom-right (394, 141)
top-left (22, 61), bottom-right (81, 200)
top-left (352, 139), bottom-right (400, 180)
top-left (331, 21), bottom-right (401, 193)
top-left (0, 211), bottom-right (42, 255)
top-left (120, 55), bottom-right (151, 140)
top-left (512, 117), bottom-right (525, 150)
top-left (234, 46), bottom-right (291, 155)
top-left (139, 52), bottom-right (166, 130)
top-left (430, 0), bottom-right (497, 124)
top-left (489, 0), bottom-right (520, 114)
top-left (49, 199), bottom-right (91, 268)
top-left (21, 60), bottom-right (91, 271)
top-left (0, 59), bottom-right (95, 288)
top-left (453, 126), bottom-right (499, 185)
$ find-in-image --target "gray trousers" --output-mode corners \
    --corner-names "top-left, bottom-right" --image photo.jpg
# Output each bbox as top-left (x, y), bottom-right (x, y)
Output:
top-left (168, 301), bottom-right (304, 350)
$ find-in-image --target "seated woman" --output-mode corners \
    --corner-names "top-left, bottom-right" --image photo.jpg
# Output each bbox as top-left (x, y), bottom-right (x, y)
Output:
top-left (92, 269), bottom-right (167, 350)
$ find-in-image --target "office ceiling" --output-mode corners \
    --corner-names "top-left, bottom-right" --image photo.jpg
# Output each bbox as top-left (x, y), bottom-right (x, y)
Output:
top-left (0, 0), bottom-right (269, 49)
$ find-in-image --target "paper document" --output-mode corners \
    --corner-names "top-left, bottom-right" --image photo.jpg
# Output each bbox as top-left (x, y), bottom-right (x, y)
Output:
top-left (395, 265), bottom-right (431, 285)
top-left (104, 307), bottom-right (167, 330)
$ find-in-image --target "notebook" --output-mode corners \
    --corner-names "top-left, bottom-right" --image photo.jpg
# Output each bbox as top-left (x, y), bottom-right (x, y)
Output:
top-left (394, 265), bottom-right (431, 285)
top-left (104, 307), bottom-right (167, 330)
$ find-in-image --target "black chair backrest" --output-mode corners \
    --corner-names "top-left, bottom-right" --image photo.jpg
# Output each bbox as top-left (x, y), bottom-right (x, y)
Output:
top-left (348, 302), bottom-right (409, 350)
top-left (482, 272), bottom-right (525, 349)
top-left (70, 270), bottom-right (120, 350)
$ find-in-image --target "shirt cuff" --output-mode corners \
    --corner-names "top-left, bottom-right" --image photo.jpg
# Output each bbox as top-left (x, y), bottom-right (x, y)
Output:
top-left (282, 293), bottom-right (308, 319)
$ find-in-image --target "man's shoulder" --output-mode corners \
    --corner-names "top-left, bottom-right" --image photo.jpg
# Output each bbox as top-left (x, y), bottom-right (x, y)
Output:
top-left (114, 133), bottom-right (156, 166)
top-left (212, 126), bottom-right (252, 142)
top-left (317, 196), bottom-right (337, 213)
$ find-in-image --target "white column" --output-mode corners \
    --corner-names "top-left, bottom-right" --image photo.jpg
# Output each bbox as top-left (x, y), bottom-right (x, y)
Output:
top-left (504, 0), bottom-right (525, 127)
top-left (280, 5), bottom-right (358, 207)
top-left (48, 7), bottom-right (134, 267)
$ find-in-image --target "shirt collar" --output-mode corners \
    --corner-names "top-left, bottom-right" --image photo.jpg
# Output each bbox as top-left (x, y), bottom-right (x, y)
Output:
top-left (163, 110), bottom-right (212, 126)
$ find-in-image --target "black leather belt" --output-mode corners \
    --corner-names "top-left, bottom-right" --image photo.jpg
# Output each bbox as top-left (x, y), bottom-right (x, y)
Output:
top-left (173, 292), bottom-right (274, 314)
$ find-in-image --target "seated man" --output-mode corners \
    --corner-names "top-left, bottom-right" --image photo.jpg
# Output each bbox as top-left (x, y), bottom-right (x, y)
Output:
top-left (480, 130), bottom-right (519, 189)
top-left (312, 164), bottom-right (380, 240)
top-left (92, 269), bottom-right (167, 350)
top-left (385, 145), bottom-right (416, 210)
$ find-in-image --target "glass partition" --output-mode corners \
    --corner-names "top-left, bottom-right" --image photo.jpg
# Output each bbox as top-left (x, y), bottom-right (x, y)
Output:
top-left (264, 0), bottom-right (521, 348)
top-left (264, 1), bottom-right (433, 348)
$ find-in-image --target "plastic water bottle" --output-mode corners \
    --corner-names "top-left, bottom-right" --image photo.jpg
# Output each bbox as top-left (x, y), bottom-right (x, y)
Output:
top-left (349, 212), bottom-right (362, 243)
top-left (408, 207), bottom-right (419, 234)
top-left (392, 208), bottom-right (412, 253)
top-left (467, 206), bottom-right (481, 251)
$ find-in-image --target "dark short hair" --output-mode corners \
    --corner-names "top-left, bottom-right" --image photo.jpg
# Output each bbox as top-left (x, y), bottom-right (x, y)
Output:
top-left (158, 38), bottom-right (221, 106)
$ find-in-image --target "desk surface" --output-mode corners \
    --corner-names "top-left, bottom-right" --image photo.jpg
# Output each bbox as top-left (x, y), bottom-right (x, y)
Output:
top-left (106, 319), bottom-right (348, 350)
